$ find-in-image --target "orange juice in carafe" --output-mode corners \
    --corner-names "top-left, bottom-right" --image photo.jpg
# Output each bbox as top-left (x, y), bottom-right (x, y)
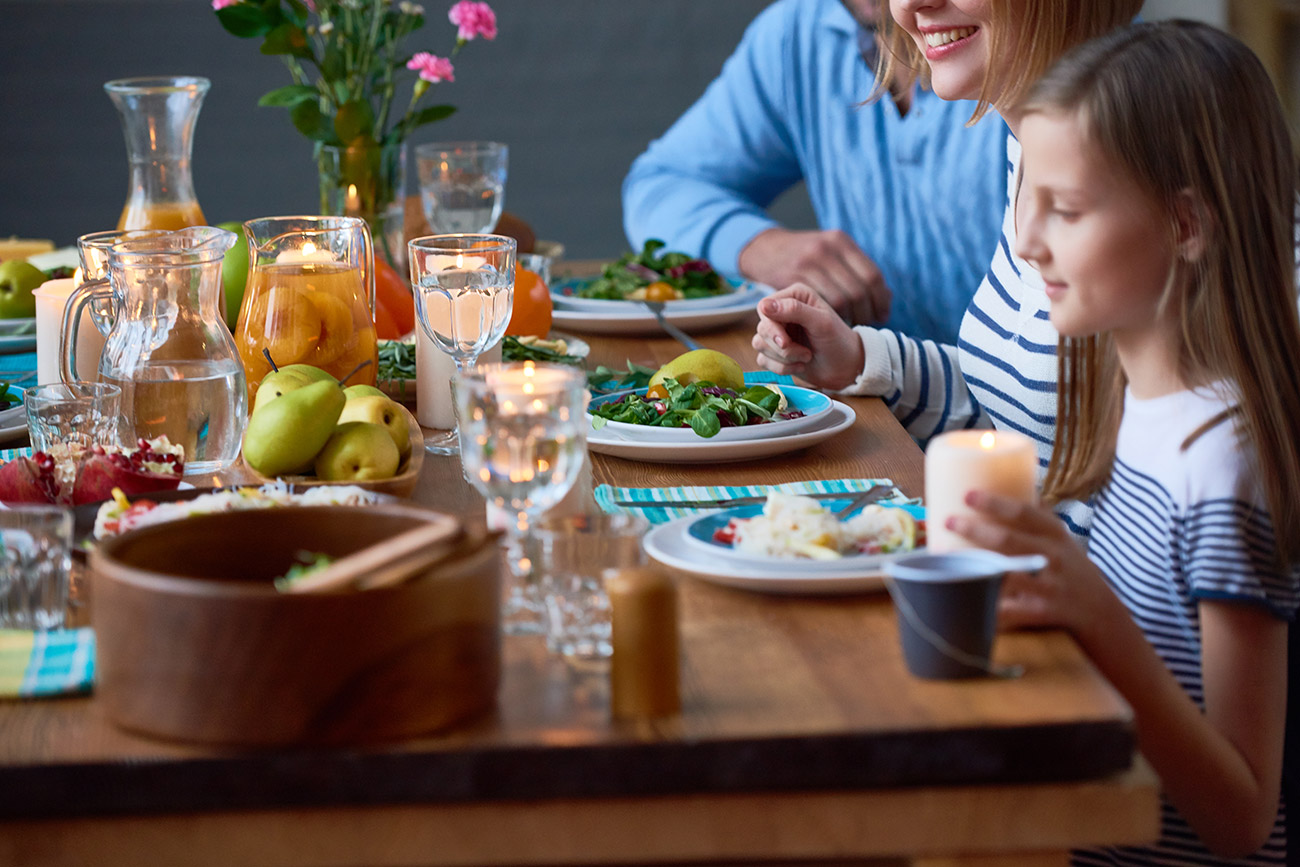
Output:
top-left (116, 199), bottom-right (206, 231)
top-left (237, 261), bottom-right (378, 405)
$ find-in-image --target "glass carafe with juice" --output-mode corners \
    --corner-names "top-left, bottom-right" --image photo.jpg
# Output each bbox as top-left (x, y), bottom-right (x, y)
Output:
top-left (105, 76), bottom-right (209, 230)
top-left (61, 227), bottom-right (249, 474)
top-left (236, 216), bottom-right (378, 405)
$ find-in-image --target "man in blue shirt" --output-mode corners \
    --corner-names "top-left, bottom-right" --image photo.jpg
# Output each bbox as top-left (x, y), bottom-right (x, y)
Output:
top-left (621, 0), bottom-right (1008, 343)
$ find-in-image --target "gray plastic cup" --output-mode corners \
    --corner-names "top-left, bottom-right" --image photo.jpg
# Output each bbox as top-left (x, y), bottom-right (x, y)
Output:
top-left (883, 550), bottom-right (1044, 680)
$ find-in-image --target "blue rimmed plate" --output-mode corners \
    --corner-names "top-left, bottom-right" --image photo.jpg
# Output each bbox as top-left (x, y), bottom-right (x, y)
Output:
top-left (588, 382), bottom-right (833, 444)
top-left (0, 318), bottom-right (37, 354)
top-left (0, 384), bottom-right (26, 445)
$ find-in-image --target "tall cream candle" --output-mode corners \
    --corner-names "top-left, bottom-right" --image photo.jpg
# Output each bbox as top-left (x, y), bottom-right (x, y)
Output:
top-left (924, 429), bottom-right (1037, 553)
top-left (34, 279), bottom-right (105, 384)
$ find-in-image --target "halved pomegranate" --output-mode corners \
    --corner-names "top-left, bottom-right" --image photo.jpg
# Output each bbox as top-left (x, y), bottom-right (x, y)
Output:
top-left (0, 437), bottom-right (184, 506)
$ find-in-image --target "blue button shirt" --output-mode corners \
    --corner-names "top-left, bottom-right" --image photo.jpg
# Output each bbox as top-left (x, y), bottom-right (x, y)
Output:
top-left (621, 0), bottom-right (1008, 343)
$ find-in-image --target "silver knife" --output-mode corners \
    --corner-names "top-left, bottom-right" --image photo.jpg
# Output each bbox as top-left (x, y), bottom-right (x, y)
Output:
top-left (611, 486), bottom-right (900, 511)
top-left (641, 300), bottom-right (703, 351)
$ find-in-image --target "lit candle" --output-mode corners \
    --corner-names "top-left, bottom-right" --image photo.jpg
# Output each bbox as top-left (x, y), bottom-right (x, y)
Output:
top-left (275, 240), bottom-right (336, 265)
top-left (34, 278), bottom-right (106, 384)
top-left (924, 429), bottom-right (1037, 553)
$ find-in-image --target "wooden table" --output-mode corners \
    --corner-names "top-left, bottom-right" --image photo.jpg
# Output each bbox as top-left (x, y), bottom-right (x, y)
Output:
top-left (0, 313), bottom-right (1159, 866)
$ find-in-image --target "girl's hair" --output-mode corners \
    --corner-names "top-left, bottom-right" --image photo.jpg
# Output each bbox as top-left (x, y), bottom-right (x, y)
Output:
top-left (876, 0), bottom-right (1144, 121)
top-left (1025, 21), bottom-right (1300, 565)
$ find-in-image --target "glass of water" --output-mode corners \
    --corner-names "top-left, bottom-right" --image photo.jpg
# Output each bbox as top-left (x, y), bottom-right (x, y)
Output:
top-left (0, 506), bottom-right (73, 631)
top-left (455, 362), bottom-right (588, 635)
top-left (409, 234), bottom-right (516, 453)
top-left (415, 142), bottom-right (508, 234)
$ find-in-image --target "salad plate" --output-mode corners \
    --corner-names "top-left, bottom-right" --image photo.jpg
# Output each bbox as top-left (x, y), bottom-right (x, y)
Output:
top-left (644, 515), bottom-right (902, 594)
top-left (588, 383), bottom-right (833, 443)
top-left (552, 280), bottom-right (765, 313)
top-left (682, 500), bottom-right (926, 572)
top-left (551, 289), bottom-right (767, 336)
top-left (0, 385), bottom-right (25, 445)
top-left (587, 399), bottom-right (855, 463)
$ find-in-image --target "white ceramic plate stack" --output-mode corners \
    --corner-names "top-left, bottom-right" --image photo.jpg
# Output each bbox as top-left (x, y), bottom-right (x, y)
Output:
top-left (643, 497), bottom-right (927, 595)
top-left (550, 281), bottom-right (772, 335)
top-left (585, 383), bottom-right (855, 463)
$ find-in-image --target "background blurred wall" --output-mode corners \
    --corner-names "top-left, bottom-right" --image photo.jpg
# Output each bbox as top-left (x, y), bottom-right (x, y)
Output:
top-left (0, 0), bottom-right (1234, 261)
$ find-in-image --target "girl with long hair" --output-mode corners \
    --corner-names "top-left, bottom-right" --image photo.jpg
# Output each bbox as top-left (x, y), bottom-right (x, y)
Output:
top-left (952, 21), bottom-right (1300, 864)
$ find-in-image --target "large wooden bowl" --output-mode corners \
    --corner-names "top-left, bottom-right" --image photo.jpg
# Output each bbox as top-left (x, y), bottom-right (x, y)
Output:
top-left (241, 405), bottom-right (425, 498)
top-left (90, 503), bottom-right (500, 747)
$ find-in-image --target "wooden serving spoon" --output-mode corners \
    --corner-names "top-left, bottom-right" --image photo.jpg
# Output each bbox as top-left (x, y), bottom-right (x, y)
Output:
top-left (280, 516), bottom-right (463, 594)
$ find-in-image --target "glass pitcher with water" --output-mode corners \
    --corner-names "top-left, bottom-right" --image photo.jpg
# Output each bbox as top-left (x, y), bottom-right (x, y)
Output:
top-left (61, 226), bottom-right (248, 474)
top-left (235, 216), bottom-right (378, 406)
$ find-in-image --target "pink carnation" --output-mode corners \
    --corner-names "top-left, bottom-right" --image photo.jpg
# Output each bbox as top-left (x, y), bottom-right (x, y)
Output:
top-left (447, 1), bottom-right (497, 41)
top-left (211, 0), bottom-right (240, 8)
top-left (407, 52), bottom-right (455, 83)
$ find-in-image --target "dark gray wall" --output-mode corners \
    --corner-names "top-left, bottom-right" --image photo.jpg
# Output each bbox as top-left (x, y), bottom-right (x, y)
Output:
top-left (0, 0), bottom-right (815, 259)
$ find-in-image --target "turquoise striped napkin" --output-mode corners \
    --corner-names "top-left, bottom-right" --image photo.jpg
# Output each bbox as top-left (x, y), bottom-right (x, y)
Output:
top-left (0, 627), bottom-right (95, 698)
top-left (0, 352), bottom-right (38, 388)
top-left (595, 478), bottom-right (917, 525)
top-left (0, 447), bottom-right (33, 461)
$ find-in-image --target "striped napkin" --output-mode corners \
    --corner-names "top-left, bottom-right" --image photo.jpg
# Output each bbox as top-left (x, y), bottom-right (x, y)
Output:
top-left (595, 478), bottom-right (918, 525)
top-left (0, 352), bottom-right (38, 388)
top-left (0, 627), bottom-right (95, 698)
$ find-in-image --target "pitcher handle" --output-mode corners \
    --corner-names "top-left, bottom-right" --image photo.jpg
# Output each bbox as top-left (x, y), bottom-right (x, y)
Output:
top-left (61, 278), bottom-right (112, 384)
top-left (361, 221), bottom-right (376, 325)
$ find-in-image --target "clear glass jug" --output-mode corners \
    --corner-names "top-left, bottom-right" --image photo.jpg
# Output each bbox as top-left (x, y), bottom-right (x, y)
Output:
top-left (62, 227), bottom-right (248, 474)
top-left (235, 216), bottom-right (378, 406)
top-left (105, 76), bottom-right (209, 231)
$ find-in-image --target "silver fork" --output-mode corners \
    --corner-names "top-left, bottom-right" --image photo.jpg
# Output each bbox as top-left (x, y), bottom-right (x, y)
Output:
top-left (832, 485), bottom-right (897, 519)
top-left (641, 300), bottom-right (703, 351)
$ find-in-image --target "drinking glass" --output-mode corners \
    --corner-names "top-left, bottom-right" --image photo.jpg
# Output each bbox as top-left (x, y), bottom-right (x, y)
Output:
top-left (414, 142), bottom-right (508, 234)
top-left (0, 506), bottom-right (73, 631)
top-left (25, 382), bottom-right (122, 453)
top-left (455, 362), bottom-right (588, 634)
top-left (409, 234), bottom-right (516, 454)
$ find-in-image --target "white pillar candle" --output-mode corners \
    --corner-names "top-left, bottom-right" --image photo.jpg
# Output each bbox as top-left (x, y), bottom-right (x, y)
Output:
top-left (415, 334), bottom-right (500, 430)
top-left (34, 279), bottom-right (106, 384)
top-left (924, 429), bottom-right (1038, 553)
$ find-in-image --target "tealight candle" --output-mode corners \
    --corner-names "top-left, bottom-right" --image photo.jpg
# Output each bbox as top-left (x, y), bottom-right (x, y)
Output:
top-left (924, 429), bottom-right (1037, 553)
top-left (275, 241), bottom-right (336, 265)
top-left (34, 279), bottom-right (105, 384)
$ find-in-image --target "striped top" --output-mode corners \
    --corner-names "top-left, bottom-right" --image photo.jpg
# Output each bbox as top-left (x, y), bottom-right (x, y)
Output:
top-left (841, 134), bottom-right (1093, 535)
top-left (1074, 386), bottom-right (1299, 866)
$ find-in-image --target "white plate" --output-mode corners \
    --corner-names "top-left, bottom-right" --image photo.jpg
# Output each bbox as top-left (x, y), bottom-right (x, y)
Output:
top-left (588, 384), bottom-right (834, 444)
top-left (552, 282), bottom-right (767, 314)
top-left (551, 289), bottom-right (766, 336)
top-left (587, 399), bottom-right (855, 463)
top-left (644, 514), bottom-right (892, 594)
top-left (0, 318), bottom-right (37, 354)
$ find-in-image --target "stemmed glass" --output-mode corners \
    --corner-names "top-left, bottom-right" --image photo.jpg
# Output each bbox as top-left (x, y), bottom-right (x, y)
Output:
top-left (414, 142), bottom-right (508, 234)
top-left (455, 362), bottom-right (588, 635)
top-left (408, 234), bottom-right (516, 454)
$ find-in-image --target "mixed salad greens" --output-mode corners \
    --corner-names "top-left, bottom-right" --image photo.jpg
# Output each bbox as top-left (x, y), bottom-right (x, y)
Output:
top-left (0, 381), bottom-right (20, 411)
top-left (377, 340), bottom-right (417, 383)
top-left (501, 335), bottom-right (584, 366)
top-left (574, 239), bottom-right (730, 301)
top-left (590, 377), bottom-right (802, 439)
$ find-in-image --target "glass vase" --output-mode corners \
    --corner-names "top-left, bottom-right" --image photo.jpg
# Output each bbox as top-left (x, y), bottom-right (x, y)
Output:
top-left (317, 141), bottom-right (408, 273)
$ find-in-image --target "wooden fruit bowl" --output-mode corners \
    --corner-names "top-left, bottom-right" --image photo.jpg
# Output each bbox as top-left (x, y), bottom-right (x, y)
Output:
top-left (240, 405), bottom-right (424, 499)
top-left (90, 503), bottom-right (501, 747)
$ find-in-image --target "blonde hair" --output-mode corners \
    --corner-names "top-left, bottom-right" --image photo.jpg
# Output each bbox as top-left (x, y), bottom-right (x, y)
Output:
top-left (1024, 21), bottom-right (1300, 565)
top-left (876, 0), bottom-right (1144, 121)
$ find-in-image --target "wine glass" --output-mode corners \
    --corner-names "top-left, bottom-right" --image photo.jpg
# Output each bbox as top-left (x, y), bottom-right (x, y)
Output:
top-left (414, 142), bottom-right (508, 234)
top-left (455, 362), bottom-right (589, 635)
top-left (408, 234), bottom-right (516, 454)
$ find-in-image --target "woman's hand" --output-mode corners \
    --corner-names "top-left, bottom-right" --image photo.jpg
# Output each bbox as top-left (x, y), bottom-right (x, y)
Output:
top-left (751, 285), bottom-right (865, 389)
top-left (945, 490), bottom-right (1116, 644)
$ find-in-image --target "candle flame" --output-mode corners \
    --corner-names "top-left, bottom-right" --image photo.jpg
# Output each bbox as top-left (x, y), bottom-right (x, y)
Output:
top-left (72, 267), bottom-right (83, 284)
top-left (302, 241), bottom-right (317, 257)
top-left (980, 431), bottom-right (996, 450)
top-left (455, 253), bottom-right (464, 269)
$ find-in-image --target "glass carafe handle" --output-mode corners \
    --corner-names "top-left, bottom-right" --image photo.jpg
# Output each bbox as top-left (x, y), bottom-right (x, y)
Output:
top-left (361, 221), bottom-right (376, 325)
top-left (61, 278), bottom-right (113, 384)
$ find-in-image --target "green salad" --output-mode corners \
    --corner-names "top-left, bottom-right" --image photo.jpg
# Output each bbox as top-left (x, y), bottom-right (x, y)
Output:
top-left (575, 239), bottom-right (730, 301)
top-left (590, 378), bottom-right (798, 439)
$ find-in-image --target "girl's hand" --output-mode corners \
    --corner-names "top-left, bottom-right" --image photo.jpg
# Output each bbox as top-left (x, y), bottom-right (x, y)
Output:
top-left (751, 285), bottom-right (864, 389)
top-left (945, 490), bottom-right (1116, 644)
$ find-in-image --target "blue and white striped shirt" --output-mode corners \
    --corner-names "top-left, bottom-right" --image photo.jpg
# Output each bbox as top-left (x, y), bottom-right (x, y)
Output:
top-left (1074, 386), bottom-right (1298, 866)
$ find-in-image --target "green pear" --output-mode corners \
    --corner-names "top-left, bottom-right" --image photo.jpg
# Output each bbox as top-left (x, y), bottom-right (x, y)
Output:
top-left (338, 394), bottom-right (411, 459)
top-left (253, 368), bottom-right (316, 413)
top-left (278, 363), bottom-right (335, 383)
top-left (314, 422), bottom-right (401, 481)
top-left (242, 379), bottom-right (346, 477)
top-left (343, 384), bottom-right (387, 400)
top-left (216, 221), bottom-right (249, 329)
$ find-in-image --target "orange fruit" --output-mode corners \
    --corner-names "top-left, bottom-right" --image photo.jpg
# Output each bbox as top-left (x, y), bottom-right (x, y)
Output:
top-left (506, 266), bottom-right (553, 338)
top-left (374, 258), bottom-right (415, 336)
top-left (644, 281), bottom-right (679, 302)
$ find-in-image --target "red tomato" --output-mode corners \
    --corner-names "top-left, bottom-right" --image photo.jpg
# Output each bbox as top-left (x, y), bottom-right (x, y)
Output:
top-left (374, 258), bottom-right (415, 336)
top-left (373, 294), bottom-right (402, 340)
